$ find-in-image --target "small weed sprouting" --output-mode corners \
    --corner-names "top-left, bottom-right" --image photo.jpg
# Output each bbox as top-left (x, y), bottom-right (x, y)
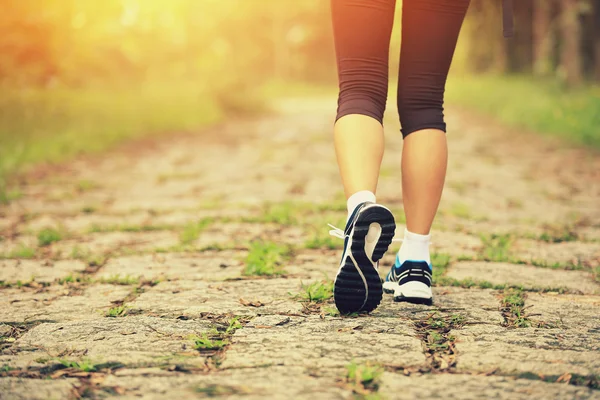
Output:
top-left (448, 202), bottom-right (472, 219)
top-left (243, 241), bottom-right (291, 276)
top-left (322, 306), bottom-right (340, 317)
top-left (479, 233), bottom-right (513, 262)
top-left (430, 252), bottom-right (451, 284)
top-left (37, 228), bottom-right (62, 247)
top-left (500, 289), bottom-right (531, 328)
top-left (225, 317), bottom-right (243, 336)
top-left (192, 333), bottom-right (228, 351)
top-left (180, 218), bottom-right (213, 245)
top-left (295, 280), bottom-right (333, 303)
top-left (304, 234), bottom-right (341, 250)
top-left (58, 358), bottom-right (97, 372)
top-left (99, 274), bottom-right (139, 285)
top-left (344, 361), bottom-right (384, 396)
top-left (105, 305), bottom-right (127, 317)
top-left (57, 274), bottom-right (87, 285)
top-left (7, 245), bottom-right (36, 259)
top-left (413, 312), bottom-right (466, 371)
top-left (76, 180), bottom-right (98, 192)
top-left (195, 384), bottom-right (249, 397)
top-left (81, 205), bottom-right (97, 214)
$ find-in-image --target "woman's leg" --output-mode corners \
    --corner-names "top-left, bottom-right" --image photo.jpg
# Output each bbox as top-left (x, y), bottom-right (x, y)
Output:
top-left (330, 0), bottom-right (398, 314)
top-left (331, 0), bottom-right (396, 200)
top-left (383, 0), bottom-right (470, 304)
top-left (398, 0), bottom-right (470, 235)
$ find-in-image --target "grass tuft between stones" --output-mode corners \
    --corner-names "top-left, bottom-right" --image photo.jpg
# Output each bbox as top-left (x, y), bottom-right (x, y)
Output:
top-left (37, 228), bottom-right (62, 247)
top-left (413, 312), bottom-right (466, 371)
top-left (243, 241), bottom-right (291, 276)
top-left (344, 360), bottom-right (384, 398)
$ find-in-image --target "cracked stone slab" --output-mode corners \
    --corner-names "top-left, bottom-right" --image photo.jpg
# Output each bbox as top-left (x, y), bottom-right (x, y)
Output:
top-left (428, 231), bottom-right (483, 259)
top-left (0, 259), bottom-right (87, 284)
top-left (0, 284), bottom-right (131, 323)
top-left (196, 223), bottom-right (306, 249)
top-left (53, 231), bottom-right (181, 255)
top-left (129, 279), bottom-right (304, 317)
top-left (11, 317), bottom-right (213, 367)
top-left (0, 378), bottom-right (78, 400)
top-left (0, 236), bottom-right (38, 256)
top-left (526, 293), bottom-right (600, 330)
top-left (447, 261), bottom-right (600, 294)
top-left (96, 252), bottom-right (247, 282)
top-left (431, 287), bottom-right (503, 325)
top-left (374, 288), bottom-right (503, 325)
top-left (379, 372), bottom-right (600, 399)
top-left (221, 315), bottom-right (425, 369)
top-left (455, 324), bottom-right (600, 376)
top-left (100, 366), bottom-right (349, 400)
top-left (512, 239), bottom-right (600, 267)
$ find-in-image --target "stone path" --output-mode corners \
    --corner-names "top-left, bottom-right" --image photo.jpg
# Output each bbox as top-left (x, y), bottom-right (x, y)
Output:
top-left (1, 95), bottom-right (599, 399)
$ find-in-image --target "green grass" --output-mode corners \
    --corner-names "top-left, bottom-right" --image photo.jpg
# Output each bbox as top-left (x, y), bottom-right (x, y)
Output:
top-left (180, 218), bottom-right (213, 245)
top-left (98, 274), bottom-right (139, 285)
top-left (345, 361), bottom-right (384, 394)
top-left (295, 279), bottom-right (334, 303)
top-left (105, 305), bottom-right (128, 318)
top-left (446, 73), bottom-right (600, 148)
top-left (1, 244), bottom-right (37, 259)
top-left (479, 233), bottom-right (513, 262)
top-left (192, 333), bottom-right (228, 351)
top-left (500, 289), bottom-right (531, 328)
top-left (0, 82), bottom-right (226, 203)
top-left (304, 231), bottom-right (342, 250)
top-left (58, 358), bottom-right (97, 372)
top-left (37, 228), bottom-right (62, 247)
top-left (243, 241), bottom-right (291, 276)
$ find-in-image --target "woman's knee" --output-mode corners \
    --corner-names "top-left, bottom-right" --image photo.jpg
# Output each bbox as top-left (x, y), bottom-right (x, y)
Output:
top-left (335, 60), bottom-right (389, 125)
top-left (397, 82), bottom-right (446, 137)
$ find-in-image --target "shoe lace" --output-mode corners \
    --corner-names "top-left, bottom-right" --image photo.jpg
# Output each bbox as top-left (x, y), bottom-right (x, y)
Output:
top-left (327, 223), bottom-right (405, 242)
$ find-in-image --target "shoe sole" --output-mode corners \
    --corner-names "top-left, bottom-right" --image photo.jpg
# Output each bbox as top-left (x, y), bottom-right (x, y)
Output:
top-left (393, 281), bottom-right (433, 305)
top-left (334, 204), bottom-right (396, 314)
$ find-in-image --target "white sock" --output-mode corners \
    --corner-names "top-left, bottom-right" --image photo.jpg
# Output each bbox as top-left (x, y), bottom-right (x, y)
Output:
top-left (346, 190), bottom-right (376, 221)
top-left (397, 228), bottom-right (431, 265)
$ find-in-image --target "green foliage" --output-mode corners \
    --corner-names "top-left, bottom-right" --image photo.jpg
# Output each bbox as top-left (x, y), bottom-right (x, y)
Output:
top-left (345, 361), bottom-right (383, 393)
top-left (105, 306), bottom-right (127, 318)
top-left (192, 333), bottom-right (228, 351)
top-left (243, 241), bottom-right (291, 276)
top-left (99, 274), bottom-right (139, 285)
top-left (304, 232), bottom-right (342, 250)
top-left (2, 244), bottom-right (36, 259)
top-left (296, 280), bottom-right (334, 303)
top-left (37, 228), bottom-right (62, 247)
top-left (501, 289), bottom-right (531, 328)
top-left (58, 359), bottom-right (97, 372)
top-left (479, 233), bottom-right (513, 262)
top-left (225, 317), bottom-right (243, 336)
top-left (180, 218), bottom-right (213, 245)
top-left (446, 74), bottom-right (600, 148)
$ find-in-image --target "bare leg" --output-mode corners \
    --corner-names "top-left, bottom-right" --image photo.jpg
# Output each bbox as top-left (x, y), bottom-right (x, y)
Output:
top-left (401, 129), bottom-right (447, 234)
top-left (334, 115), bottom-right (384, 197)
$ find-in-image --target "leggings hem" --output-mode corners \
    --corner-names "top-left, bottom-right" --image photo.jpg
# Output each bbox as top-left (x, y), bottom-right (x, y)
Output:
top-left (401, 123), bottom-right (447, 139)
top-left (334, 109), bottom-right (384, 126)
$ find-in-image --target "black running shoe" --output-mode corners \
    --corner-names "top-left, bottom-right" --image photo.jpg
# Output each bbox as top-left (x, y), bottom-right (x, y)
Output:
top-left (328, 202), bottom-right (396, 314)
top-left (383, 256), bottom-right (433, 305)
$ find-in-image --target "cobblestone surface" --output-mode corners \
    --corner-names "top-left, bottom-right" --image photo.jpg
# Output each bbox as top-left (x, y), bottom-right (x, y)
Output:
top-left (1, 97), bottom-right (599, 398)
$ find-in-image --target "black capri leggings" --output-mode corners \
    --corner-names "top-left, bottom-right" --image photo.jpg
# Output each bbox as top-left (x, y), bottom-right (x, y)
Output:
top-left (331, 0), bottom-right (470, 137)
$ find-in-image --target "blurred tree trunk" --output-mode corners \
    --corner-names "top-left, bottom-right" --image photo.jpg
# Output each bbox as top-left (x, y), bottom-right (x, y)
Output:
top-left (533, 0), bottom-right (554, 76)
top-left (594, 0), bottom-right (600, 81)
top-left (559, 0), bottom-right (583, 86)
top-left (466, 0), bottom-right (508, 72)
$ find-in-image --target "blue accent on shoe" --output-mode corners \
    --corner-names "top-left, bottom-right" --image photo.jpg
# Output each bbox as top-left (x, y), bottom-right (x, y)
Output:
top-left (386, 260), bottom-right (432, 287)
